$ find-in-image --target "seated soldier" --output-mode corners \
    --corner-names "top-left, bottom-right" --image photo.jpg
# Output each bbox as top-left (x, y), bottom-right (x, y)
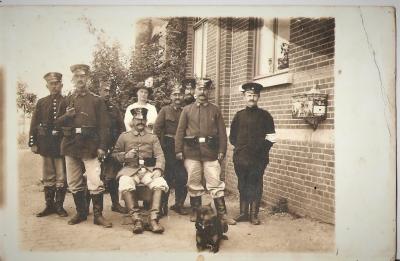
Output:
top-left (112, 107), bottom-right (168, 234)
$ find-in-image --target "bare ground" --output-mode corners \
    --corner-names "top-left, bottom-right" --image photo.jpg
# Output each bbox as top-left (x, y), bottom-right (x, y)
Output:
top-left (18, 149), bottom-right (334, 253)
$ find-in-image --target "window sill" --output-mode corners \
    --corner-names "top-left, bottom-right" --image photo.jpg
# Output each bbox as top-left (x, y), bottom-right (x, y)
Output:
top-left (253, 71), bottom-right (293, 88)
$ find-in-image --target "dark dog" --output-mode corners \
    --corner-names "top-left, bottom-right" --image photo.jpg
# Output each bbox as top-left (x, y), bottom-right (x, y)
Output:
top-left (195, 205), bottom-right (228, 253)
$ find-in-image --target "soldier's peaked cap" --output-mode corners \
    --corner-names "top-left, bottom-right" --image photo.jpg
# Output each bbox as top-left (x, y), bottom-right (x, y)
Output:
top-left (195, 78), bottom-right (212, 89)
top-left (70, 64), bottom-right (90, 74)
top-left (182, 78), bottom-right (196, 89)
top-left (43, 72), bottom-right (62, 83)
top-left (130, 107), bottom-right (148, 120)
top-left (241, 82), bottom-right (263, 94)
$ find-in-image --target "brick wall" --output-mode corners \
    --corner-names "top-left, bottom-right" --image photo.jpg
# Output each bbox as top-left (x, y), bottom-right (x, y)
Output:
top-left (185, 17), bottom-right (335, 224)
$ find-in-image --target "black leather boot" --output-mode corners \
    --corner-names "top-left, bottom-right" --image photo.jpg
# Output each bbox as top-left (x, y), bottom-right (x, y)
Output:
top-left (159, 190), bottom-right (169, 217)
top-left (36, 186), bottom-right (56, 217)
top-left (108, 179), bottom-right (128, 214)
top-left (234, 197), bottom-right (249, 222)
top-left (170, 195), bottom-right (188, 215)
top-left (249, 202), bottom-right (260, 225)
top-left (213, 197), bottom-right (237, 225)
top-left (92, 193), bottom-right (112, 228)
top-left (85, 189), bottom-right (91, 215)
top-left (55, 187), bottom-right (68, 217)
top-left (189, 196), bottom-right (202, 222)
top-left (68, 190), bottom-right (88, 225)
top-left (149, 189), bottom-right (164, 233)
top-left (121, 190), bottom-right (144, 234)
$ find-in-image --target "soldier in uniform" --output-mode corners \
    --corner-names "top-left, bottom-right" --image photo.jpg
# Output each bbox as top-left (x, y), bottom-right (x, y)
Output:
top-left (98, 80), bottom-right (127, 214)
top-left (153, 83), bottom-right (188, 216)
top-left (112, 107), bottom-right (168, 234)
top-left (175, 78), bottom-right (236, 225)
top-left (229, 82), bottom-right (276, 225)
top-left (55, 64), bottom-right (112, 228)
top-left (182, 78), bottom-right (196, 105)
top-left (29, 72), bottom-right (68, 218)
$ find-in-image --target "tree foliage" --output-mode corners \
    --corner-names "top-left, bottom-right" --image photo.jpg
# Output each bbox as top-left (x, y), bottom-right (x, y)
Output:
top-left (88, 17), bottom-right (188, 112)
top-left (17, 81), bottom-right (37, 117)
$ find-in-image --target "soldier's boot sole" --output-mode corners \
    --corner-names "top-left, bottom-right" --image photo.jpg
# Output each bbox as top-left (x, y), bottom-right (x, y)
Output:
top-left (68, 214), bottom-right (87, 225)
top-left (132, 220), bottom-right (144, 234)
top-left (55, 207), bottom-right (68, 217)
top-left (111, 204), bottom-right (128, 214)
top-left (94, 216), bottom-right (112, 228)
top-left (149, 219), bottom-right (164, 234)
top-left (234, 214), bottom-right (249, 222)
top-left (36, 206), bottom-right (56, 217)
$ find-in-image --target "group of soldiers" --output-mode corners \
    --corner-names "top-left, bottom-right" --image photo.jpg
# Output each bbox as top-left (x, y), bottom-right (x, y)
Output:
top-left (29, 63), bottom-right (276, 235)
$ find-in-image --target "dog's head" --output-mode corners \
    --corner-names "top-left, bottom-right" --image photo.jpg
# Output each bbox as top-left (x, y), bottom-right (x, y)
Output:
top-left (196, 204), bottom-right (215, 224)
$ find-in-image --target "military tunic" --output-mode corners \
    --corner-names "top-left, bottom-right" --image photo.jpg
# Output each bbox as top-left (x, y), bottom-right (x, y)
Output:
top-left (153, 104), bottom-right (188, 203)
top-left (55, 92), bottom-right (111, 159)
top-left (229, 106), bottom-right (275, 203)
top-left (29, 94), bottom-right (65, 157)
top-left (175, 102), bottom-right (227, 161)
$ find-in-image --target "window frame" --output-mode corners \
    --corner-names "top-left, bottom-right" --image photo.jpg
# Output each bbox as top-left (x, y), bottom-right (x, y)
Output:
top-left (253, 18), bottom-right (290, 81)
top-left (193, 18), bottom-right (208, 78)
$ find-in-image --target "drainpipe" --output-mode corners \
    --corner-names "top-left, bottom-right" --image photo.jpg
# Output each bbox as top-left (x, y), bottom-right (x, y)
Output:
top-left (215, 18), bottom-right (221, 106)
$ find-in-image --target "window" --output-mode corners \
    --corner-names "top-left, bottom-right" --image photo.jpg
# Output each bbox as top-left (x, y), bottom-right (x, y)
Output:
top-left (254, 18), bottom-right (290, 78)
top-left (193, 19), bottom-right (208, 78)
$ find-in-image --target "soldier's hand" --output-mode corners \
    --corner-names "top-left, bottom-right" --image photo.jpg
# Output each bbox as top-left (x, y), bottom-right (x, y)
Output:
top-left (176, 152), bottom-right (183, 160)
top-left (125, 148), bottom-right (138, 159)
top-left (66, 107), bottom-right (76, 117)
top-left (217, 153), bottom-right (225, 163)
top-left (97, 149), bottom-right (106, 159)
top-left (152, 169), bottom-right (162, 178)
top-left (31, 145), bottom-right (38, 154)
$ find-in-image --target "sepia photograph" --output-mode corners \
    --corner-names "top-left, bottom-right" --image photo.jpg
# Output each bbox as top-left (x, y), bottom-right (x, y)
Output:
top-left (0, 3), bottom-right (396, 261)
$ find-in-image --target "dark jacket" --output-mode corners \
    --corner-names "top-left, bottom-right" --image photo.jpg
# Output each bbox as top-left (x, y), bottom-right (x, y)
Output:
top-left (104, 100), bottom-right (125, 148)
top-left (229, 106), bottom-right (275, 167)
top-left (55, 91), bottom-right (110, 159)
top-left (28, 94), bottom-right (65, 157)
top-left (175, 102), bottom-right (227, 161)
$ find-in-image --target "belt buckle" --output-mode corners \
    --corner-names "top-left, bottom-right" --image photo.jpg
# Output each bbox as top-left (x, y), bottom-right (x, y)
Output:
top-left (198, 137), bottom-right (206, 143)
top-left (76, 128), bottom-right (82, 134)
top-left (139, 159), bottom-right (145, 165)
top-left (51, 130), bottom-right (58, 135)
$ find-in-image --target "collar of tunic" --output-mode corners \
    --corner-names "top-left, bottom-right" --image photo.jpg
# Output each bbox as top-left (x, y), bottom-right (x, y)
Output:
top-left (131, 129), bottom-right (146, 136)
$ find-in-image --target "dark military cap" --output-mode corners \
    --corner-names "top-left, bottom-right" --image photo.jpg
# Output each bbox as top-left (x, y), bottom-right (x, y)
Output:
top-left (70, 64), bottom-right (90, 75)
top-left (171, 81), bottom-right (184, 94)
top-left (241, 82), bottom-right (263, 94)
top-left (171, 86), bottom-right (184, 94)
top-left (130, 107), bottom-right (148, 120)
top-left (195, 78), bottom-right (212, 89)
top-left (43, 72), bottom-right (62, 83)
top-left (182, 78), bottom-right (196, 90)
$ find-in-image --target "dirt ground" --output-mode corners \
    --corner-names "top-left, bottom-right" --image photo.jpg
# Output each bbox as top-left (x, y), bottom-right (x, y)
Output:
top-left (18, 149), bottom-right (334, 253)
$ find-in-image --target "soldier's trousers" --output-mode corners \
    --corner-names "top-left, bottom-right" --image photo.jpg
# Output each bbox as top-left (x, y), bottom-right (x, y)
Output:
top-left (65, 156), bottom-right (105, 195)
top-left (162, 136), bottom-right (188, 201)
top-left (41, 156), bottom-right (66, 188)
top-left (184, 159), bottom-right (225, 199)
top-left (233, 162), bottom-right (266, 203)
